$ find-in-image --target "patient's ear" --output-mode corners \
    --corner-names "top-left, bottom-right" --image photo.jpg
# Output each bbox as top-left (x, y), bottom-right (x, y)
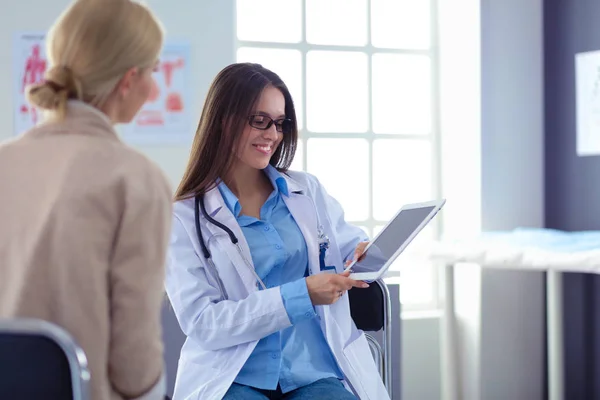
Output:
top-left (115, 67), bottom-right (137, 98)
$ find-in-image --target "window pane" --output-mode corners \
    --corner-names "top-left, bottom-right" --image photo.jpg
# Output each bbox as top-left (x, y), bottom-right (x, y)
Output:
top-left (307, 138), bottom-right (369, 220)
top-left (306, 0), bottom-right (368, 46)
top-left (290, 139), bottom-right (304, 171)
top-left (371, 0), bottom-right (431, 49)
top-left (372, 54), bottom-right (431, 135)
top-left (237, 47), bottom-right (303, 129)
top-left (307, 51), bottom-right (368, 133)
top-left (236, 0), bottom-right (302, 43)
top-left (373, 139), bottom-right (432, 221)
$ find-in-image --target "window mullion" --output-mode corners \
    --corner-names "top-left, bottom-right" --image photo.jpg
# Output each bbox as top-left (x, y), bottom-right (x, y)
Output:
top-left (301, 0), bottom-right (308, 171)
top-left (366, 0), bottom-right (374, 233)
top-left (237, 40), bottom-right (432, 57)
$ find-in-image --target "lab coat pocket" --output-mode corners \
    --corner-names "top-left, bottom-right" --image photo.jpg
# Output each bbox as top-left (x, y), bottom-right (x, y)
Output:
top-left (342, 330), bottom-right (387, 400)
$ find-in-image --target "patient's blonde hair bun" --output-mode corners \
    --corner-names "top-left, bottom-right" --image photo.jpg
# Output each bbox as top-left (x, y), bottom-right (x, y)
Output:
top-left (27, 66), bottom-right (83, 118)
top-left (26, 0), bottom-right (164, 121)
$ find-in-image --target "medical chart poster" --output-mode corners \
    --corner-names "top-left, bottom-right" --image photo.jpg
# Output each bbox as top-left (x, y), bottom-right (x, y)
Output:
top-left (122, 41), bottom-right (193, 145)
top-left (12, 33), bottom-right (192, 144)
top-left (575, 50), bottom-right (600, 156)
top-left (12, 32), bottom-right (48, 136)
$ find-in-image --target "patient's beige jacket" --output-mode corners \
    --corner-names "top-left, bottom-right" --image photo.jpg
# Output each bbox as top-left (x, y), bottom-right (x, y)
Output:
top-left (0, 101), bottom-right (172, 400)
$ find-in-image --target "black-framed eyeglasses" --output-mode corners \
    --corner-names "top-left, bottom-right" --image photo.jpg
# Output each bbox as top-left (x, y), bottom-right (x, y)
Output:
top-left (248, 114), bottom-right (293, 134)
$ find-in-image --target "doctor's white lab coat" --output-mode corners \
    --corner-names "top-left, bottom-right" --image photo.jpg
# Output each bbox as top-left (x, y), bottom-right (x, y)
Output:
top-left (165, 170), bottom-right (390, 400)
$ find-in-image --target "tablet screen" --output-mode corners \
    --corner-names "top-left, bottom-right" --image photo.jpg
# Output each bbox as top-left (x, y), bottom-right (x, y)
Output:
top-left (352, 205), bottom-right (437, 272)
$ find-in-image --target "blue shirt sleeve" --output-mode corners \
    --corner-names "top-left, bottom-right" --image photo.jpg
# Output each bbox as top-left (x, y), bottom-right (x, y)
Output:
top-left (280, 278), bottom-right (317, 325)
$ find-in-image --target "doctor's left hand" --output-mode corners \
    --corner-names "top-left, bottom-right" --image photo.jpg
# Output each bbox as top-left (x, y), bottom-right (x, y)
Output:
top-left (345, 241), bottom-right (369, 267)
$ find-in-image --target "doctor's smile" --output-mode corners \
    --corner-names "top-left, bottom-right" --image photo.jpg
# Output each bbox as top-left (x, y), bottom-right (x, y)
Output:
top-left (252, 143), bottom-right (274, 155)
top-left (166, 62), bottom-right (389, 400)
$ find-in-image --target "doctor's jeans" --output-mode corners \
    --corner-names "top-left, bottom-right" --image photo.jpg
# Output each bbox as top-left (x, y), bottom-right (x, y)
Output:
top-left (222, 377), bottom-right (357, 400)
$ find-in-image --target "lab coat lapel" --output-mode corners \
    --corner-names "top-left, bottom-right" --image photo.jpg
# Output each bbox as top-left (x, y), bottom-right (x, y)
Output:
top-left (282, 192), bottom-right (320, 277)
top-left (282, 179), bottom-right (334, 339)
top-left (202, 187), bottom-right (258, 293)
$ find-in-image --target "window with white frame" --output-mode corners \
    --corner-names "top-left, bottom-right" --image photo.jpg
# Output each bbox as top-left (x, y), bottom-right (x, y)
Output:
top-left (235, 0), bottom-right (440, 310)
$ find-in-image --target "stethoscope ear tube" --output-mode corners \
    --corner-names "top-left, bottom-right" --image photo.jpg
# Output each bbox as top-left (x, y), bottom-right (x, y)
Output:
top-left (194, 194), bottom-right (267, 296)
top-left (194, 196), bottom-right (211, 259)
top-left (198, 195), bottom-right (238, 244)
top-left (195, 195), bottom-right (229, 299)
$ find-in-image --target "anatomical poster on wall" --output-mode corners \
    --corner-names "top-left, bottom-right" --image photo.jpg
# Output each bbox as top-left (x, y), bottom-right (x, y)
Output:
top-left (575, 50), bottom-right (600, 156)
top-left (12, 32), bottom-right (48, 136)
top-left (13, 33), bottom-right (193, 144)
top-left (122, 40), bottom-right (193, 145)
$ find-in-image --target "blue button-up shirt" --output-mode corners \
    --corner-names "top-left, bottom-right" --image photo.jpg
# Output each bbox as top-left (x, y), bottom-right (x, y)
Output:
top-left (218, 165), bottom-right (343, 392)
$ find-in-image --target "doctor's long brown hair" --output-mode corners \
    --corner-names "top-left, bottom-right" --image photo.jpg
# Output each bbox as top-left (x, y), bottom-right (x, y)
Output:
top-left (174, 63), bottom-right (298, 201)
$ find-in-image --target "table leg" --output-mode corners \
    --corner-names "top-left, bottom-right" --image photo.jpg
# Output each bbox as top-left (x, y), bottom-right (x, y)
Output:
top-left (440, 263), bottom-right (458, 400)
top-left (547, 270), bottom-right (564, 400)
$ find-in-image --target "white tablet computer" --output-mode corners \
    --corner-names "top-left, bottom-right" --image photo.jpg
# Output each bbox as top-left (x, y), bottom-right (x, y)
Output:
top-left (346, 199), bottom-right (446, 282)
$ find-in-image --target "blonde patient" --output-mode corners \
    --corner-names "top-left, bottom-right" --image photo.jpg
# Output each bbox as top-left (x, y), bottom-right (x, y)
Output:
top-left (0, 1), bottom-right (172, 399)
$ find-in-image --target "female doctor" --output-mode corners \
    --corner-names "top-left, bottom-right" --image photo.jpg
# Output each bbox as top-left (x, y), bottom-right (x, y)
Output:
top-left (165, 63), bottom-right (389, 400)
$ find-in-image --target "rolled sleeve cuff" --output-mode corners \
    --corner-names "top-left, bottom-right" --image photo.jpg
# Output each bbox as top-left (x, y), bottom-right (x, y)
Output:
top-left (280, 278), bottom-right (317, 325)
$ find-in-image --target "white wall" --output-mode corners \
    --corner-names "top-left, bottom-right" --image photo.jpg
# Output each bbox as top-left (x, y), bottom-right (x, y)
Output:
top-left (438, 0), bottom-right (482, 398)
top-left (480, 0), bottom-right (546, 398)
top-left (439, 0), bottom-right (546, 398)
top-left (402, 316), bottom-right (442, 400)
top-left (1, 2), bottom-right (443, 399)
top-left (136, 0), bottom-right (236, 186)
top-left (479, 2), bottom-right (546, 399)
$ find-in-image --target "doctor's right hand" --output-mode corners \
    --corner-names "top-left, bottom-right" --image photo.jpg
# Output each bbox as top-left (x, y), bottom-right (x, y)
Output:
top-left (306, 270), bottom-right (369, 305)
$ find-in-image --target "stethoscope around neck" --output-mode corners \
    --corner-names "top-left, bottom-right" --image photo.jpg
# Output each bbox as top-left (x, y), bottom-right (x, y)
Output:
top-left (194, 194), bottom-right (267, 300)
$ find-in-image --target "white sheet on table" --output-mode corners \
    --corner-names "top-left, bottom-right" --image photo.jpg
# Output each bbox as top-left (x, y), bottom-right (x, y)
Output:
top-left (429, 228), bottom-right (600, 273)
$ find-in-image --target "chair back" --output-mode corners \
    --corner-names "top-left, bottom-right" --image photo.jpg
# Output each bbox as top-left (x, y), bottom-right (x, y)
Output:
top-left (349, 281), bottom-right (385, 331)
top-left (0, 318), bottom-right (90, 400)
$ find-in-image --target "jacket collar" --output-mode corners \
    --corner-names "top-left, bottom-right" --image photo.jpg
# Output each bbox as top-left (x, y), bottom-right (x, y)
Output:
top-left (27, 100), bottom-right (119, 141)
top-left (203, 169), bottom-right (307, 219)
top-left (281, 171), bottom-right (305, 195)
top-left (216, 165), bottom-right (295, 217)
top-left (67, 100), bottom-right (113, 126)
